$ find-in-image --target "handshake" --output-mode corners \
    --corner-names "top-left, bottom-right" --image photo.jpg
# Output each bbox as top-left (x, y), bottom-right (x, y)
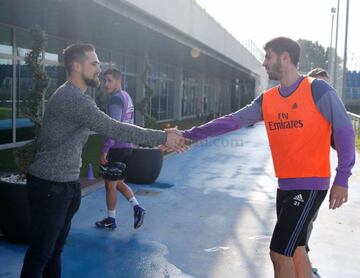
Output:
top-left (162, 127), bottom-right (192, 153)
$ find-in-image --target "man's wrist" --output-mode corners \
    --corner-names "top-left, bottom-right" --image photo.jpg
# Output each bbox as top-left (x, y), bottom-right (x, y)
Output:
top-left (333, 173), bottom-right (349, 188)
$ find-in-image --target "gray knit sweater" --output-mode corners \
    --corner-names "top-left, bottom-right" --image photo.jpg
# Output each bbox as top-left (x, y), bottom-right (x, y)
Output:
top-left (28, 81), bottom-right (166, 182)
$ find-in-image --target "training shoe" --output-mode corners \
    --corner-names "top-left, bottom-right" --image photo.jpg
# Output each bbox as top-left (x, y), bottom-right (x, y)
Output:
top-left (312, 268), bottom-right (321, 278)
top-left (95, 217), bottom-right (117, 229)
top-left (133, 205), bottom-right (146, 229)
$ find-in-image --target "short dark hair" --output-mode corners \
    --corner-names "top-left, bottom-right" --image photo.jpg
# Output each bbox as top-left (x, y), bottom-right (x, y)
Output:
top-left (104, 68), bottom-right (122, 80)
top-left (307, 68), bottom-right (329, 79)
top-left (63, 43), bottom-right (95, 74)
top-left (264, 37), bottom-right (300, 66)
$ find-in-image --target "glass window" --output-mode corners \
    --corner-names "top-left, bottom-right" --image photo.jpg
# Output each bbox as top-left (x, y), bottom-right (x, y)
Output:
top-left (204, 85), bottom-right (218, 115)
top-left (181, 85), bottom-right (203, 117)
top-left (143, 61), bottom-right (177, 121)
top-left (16, 29), bottom-right (32, 57)
top-left (94, 85), bottom-right (107, 112)
top-left (156, 81), bottom-right (168, 121)
top-left (0, 58), bottom-right (13, 144)
top-left (183, 69), bottom-right (201, 84)
top-left (231, 82), bottom-right (244, 111)
top-left (160, 65), bottom-right (168, 79)
top-left (125, 56), bottom-right (136, 74)
top-left (159, 81), bottom-right (174, 120)
top-left (167, 66), bottom-right (175, 79)
top-left (182, 69), bottom-right (203, 117)
top-left (16, 60), bottom-right (35, 142)
top-left (345, 88), bottom-right (351, 99)
top-left (97, 48), bottom-right (110, 63)
top-left (149, 63), bottom-right (159, 79)
top-left (111, 52), bottom-right (125, 72)
top-left (45, 37), bottom-right (66, 62)
top-left (0, 25), bottom-right (13, 55)
top-left (147, 65), bottom-right (175, 122)
top-left (168, 81), bottom-right (175, 119)
top-left (148, 78), bottom-right (159, 120)
top-left (123, 75), bottom-right (136, 101)
top-left (44, 64), bottom-right (66, 101)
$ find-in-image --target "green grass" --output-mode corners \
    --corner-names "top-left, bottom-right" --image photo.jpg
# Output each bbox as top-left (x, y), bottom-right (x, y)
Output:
top-left (356, 136), bottom-right (360, 151)
top-left (0, 148), bottom-right (18, 172)
top-left (80, 134), bottom-right (105, 178)
top-left (0, 107), bottom-right (12, 119)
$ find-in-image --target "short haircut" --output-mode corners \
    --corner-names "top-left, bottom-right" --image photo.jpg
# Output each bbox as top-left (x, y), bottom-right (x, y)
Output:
top-left (264, 37), bottom-right (301, 66)
top-left (63, 43), bottom-right (95, 74)
top-left (104, 68), bottom-right (122, 80)
top-left (307, 68), bottom-right (329, 79)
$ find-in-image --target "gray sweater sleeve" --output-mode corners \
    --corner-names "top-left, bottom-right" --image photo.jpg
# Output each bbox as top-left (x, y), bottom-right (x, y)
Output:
top-left (70, 93), bottom-right (166, 147)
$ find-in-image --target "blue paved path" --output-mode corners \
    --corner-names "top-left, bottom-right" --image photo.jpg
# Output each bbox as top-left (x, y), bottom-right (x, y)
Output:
top-left (1, 123), bottom-right (359, 277)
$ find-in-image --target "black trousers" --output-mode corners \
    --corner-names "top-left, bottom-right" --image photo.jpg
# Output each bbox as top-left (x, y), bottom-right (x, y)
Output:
top-left (20, 174), bottom-right (81, 278)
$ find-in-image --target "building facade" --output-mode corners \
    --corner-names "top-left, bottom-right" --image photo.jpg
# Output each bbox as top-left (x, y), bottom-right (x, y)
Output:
top-left (0, 0), bottom-right (267, 149)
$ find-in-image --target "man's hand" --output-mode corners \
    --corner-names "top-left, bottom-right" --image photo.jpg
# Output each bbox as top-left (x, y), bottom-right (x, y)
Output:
top-left (329, 185), bottom-right (348, 210)
top-left (159, 127), bottom-right (189, 153)
top-left (100, 153), bottom-right (108, 164)
top-left (165, 127), bottom-right (192, 145)
top-left (163, 131), bottom-right (188, 153)
top-left (165, 127), bottom-right (183, 136)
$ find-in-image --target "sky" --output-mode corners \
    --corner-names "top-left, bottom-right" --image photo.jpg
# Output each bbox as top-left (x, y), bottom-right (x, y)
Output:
top-left (196, 0), bottom-right (360, 70)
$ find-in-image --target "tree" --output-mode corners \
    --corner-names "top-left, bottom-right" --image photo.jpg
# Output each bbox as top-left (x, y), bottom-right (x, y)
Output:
top-left (13, 25), bottom-right (49, 173)
top-left (297, 39), bottom-right (328, 74)
top-left (136, 57), bottom-right (157, 128)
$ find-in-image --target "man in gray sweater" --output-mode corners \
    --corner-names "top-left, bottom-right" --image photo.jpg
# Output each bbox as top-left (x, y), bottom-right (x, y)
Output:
top-left (20, 43), bottom-right (185, 278)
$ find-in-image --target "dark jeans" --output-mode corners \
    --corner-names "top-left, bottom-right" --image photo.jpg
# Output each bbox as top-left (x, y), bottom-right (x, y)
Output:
top-left (20, 174), bottom-right (81, 278)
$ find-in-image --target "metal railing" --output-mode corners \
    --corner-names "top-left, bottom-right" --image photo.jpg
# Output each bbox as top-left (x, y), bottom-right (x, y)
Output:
top-left (348, 112), bottom-right (360, 139)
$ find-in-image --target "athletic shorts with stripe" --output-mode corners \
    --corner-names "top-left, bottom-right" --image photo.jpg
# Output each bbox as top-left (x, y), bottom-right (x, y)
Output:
top-left (270, 189), bottom-right (327, 257)
top-left (107, 148), bottom-right (133, 180)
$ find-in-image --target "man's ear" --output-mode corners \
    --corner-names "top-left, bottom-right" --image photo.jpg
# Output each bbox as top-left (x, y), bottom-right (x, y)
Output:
top-left (282, 51), bottom-right (291, 64)
top-left (73, 61), bottom-right (82, 73)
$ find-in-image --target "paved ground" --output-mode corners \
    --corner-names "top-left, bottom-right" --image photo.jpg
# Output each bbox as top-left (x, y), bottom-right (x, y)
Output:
top-left (1, 123), bottom-right (359, 278)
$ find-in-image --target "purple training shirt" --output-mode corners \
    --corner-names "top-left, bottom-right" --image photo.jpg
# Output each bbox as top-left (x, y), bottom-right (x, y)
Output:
top-left (102, 90), bottom-right (135, 154)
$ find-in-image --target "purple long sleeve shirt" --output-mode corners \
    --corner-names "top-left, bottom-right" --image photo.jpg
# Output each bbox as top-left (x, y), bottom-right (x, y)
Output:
top-left (102, 91), bottom-right (134, 154)
top-left (183, 76), bottom-right (355, 190)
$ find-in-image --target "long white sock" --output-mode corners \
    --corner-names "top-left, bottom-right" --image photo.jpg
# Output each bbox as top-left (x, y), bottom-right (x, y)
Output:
top-left (129, 197), bottom-right (139, 207)
top-left (108, 210), bottom-right (116, 218)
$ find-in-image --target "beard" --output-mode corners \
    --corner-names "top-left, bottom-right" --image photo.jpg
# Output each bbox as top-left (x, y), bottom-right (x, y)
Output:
top-left (267, 58), bottom-right (282, 80)
top-left (83, 75), bottom-right (100, 88)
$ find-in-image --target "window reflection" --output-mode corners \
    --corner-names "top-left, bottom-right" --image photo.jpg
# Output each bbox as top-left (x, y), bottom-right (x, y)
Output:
top-left (96, 48), bottom-right (111, 66)
top-left (148, 62), bottom-right (175, 121)
top-left (0, 58), bottom-right (13, 144)
top-left (182, 70), bottom-right (202, 117)
top-left (97, 53), bottom-right (138, 114)
top-left (112, 52), bottom-right (136, 74)
top-left (44, 64), bottom-right (66, 101)
top-left (44, 37), bottom-right (66, 63)
top-left (16, 29), bottom-right (31, 57)
top-left (0, 25), bottom-right (13, 55)
top-left (123, 75), bottom-right (136, 102)
top-left (16, 60), bottom-right (35, 142)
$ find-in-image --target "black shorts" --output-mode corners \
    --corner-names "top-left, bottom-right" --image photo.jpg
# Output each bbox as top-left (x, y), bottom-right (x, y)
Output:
top-left (107, 148), bottom-right (133, 180)
top-left (270, 189), bottom-right (327, 257)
